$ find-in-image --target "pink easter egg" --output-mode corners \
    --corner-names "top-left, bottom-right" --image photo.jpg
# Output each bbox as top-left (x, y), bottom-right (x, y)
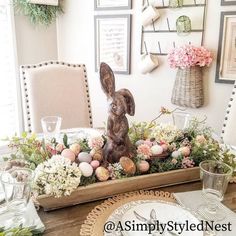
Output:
top-left (137, 160), bottom-right (150, 173)
top-left (61, 149), bottom-right (76, 162)
top-left (90, 160), bottom-right (100, 170)
top-left (178, 146), bottom-right (191, 157)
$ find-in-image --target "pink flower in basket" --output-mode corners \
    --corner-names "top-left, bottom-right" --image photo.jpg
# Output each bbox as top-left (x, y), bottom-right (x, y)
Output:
top-left (168, 45), bottom-right (213, 69)
top-left (137, 144), bottom-right (152, 159)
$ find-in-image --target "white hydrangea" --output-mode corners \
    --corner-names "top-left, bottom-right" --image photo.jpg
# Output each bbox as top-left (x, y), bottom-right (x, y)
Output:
top-left (149, 123), bottom-right (183, 143)
top-left (33, 155), bottom-right (82, 198)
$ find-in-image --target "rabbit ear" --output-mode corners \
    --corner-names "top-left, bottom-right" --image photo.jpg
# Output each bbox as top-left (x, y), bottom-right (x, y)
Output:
top-left (99, 62), bottom-right (115, 98)
top-left (117, 89), bottom-right (135, 116)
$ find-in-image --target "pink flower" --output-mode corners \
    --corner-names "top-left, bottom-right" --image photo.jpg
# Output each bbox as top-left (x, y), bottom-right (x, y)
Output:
top-left (46, 144), bottom-right (57, 156)
top-left (137, 144), bottom-right (152, 158)
top-left (88, 136), bottom-right (104, 150)
top-left (182, 157), bottom-right (195, 168)
top-left (168, 45), bottom-right (213, 69)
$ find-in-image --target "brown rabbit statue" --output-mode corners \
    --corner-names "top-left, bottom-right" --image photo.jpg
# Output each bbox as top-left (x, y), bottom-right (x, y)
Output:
top-left (100, 62), bottom-right (135, 163)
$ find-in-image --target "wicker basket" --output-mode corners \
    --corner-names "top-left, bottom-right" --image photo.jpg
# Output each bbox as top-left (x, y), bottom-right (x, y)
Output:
top-left (171, 66), bottom-right (204, 108)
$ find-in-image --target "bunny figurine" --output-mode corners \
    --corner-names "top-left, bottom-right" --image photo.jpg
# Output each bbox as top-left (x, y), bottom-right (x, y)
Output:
top-left (100, 62), bottom-right (135, 163)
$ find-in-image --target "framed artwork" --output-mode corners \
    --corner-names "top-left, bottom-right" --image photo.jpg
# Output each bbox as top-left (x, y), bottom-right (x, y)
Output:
top-left (221, 0), bottom-right (236, 5)
top-left (94, 0), bottom-right (132, 10)
top-left (216, 12), bottom-right (236, 84)
top-left (94, 15), bottom-right (131, 74)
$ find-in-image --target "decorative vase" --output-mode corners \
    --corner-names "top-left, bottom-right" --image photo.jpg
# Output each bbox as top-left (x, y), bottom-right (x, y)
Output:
top-left (171, 66), bottom-right (204, 108)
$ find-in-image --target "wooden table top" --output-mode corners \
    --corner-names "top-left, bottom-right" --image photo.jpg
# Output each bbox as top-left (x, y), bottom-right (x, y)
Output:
top-left (39, 181), bottom-right (236, 236)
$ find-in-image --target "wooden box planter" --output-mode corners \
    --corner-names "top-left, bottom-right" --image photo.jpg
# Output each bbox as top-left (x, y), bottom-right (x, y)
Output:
top-left (37, 167), bottom-right (200, 211)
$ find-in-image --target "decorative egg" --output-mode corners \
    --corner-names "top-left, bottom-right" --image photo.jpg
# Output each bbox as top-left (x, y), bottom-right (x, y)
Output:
top-left (79, 162), bottom-right (93, 177)
top-left (70, 143), bottom-right (81, 156)
top-left (161, 144), bottom-right (168, 152)
top-left (120, 156), bottom-right (136, 175)
top-left (151, 145), bottom-right (163, 155)
top-left (171, 150), bottom-right (181, 158)
top-left (77, 152), bottom-right (92, 163)
top-left (61, 149), bottom-right (76, 162)
top-left (56, 143), bottom-right (65, 153)
top-left (135, 140), bottom-right (145, 147)
top-left (178, 146), bottom-right (191, 157)
top-left (91, 149), bottom-right (103, 162)
top-left (95, 167), bottom-right (109, 181)
top-left (90, 160), bottom-right (100, 170)
top-left (137, 160), bottom-right (150, 173)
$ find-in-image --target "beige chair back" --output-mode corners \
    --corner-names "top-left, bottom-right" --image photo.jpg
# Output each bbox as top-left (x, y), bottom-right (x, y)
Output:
top-left (221, 83), bottom-right (236, 146)
top-left (20, 61), bottom-right (93, 133)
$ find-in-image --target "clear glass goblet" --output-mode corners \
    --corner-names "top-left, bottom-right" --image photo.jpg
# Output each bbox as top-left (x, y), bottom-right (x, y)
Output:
top-left (41, 116), bottom-right (62, 141)
top-left (172, 111), bottom-right (190, 130)
top-left (0, 168), bottom-right (34, 227)
top-left (198, 160), bottom-right (233, 221)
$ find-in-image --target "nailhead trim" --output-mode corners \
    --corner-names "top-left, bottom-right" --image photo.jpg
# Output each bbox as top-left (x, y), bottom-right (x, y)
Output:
top-left (21, 61), bottom-right (93, 130)
top-left (221, 84), bottom-right (236, 137)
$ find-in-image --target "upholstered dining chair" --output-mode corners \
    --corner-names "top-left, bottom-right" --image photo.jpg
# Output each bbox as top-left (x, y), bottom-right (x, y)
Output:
top-left (20, 61), bottom-right (93, 133)
top-left (221, 82), bottom-right (236, 146)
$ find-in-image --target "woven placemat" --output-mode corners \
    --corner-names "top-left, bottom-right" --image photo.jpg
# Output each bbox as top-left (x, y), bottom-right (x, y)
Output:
top-left (80, 190), bottom-right (175, 236)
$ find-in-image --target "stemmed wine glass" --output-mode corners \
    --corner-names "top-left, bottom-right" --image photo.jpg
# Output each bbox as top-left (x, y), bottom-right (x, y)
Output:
top-left (0, 168), bottom-right (34, 227)
top-left (198, 160), bottom-right (233, 221)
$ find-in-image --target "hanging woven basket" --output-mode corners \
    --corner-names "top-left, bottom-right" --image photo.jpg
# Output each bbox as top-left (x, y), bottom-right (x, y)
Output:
top-left (171, 66), bottom-right (204, 108)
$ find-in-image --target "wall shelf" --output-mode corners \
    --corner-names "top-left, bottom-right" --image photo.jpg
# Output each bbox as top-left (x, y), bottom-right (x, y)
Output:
top-left (141, 0), bottom-right (207, 56)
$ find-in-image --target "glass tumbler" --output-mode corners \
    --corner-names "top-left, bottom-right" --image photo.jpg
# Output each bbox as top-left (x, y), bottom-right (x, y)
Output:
top-left (169, 0), bottom-right (183, 8)
top-left (176, 15), bottom-right (191, 36)
top-left (41, 116), bottom-right (62, 141)
top-left (198, 160), bottom-right (233, 221)
top-left (0, 168), bottom-right (34, 225)
top-left (172, 111), bottom-right (190, 130)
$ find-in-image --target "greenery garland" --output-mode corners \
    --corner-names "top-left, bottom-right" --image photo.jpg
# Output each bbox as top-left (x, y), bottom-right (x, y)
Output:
top-left (13, 0), bottom-right (64, 26)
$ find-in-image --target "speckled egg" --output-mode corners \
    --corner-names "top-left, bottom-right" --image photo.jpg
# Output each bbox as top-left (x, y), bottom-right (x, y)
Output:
top-left (79, 162), bottom-right (93, 177)
top-left (137, 160), bottom-right (150, 173)
top-left (91, 149), bottom-right (103, 162)
top-left (90, 160), bottom-right (100, 170)
top-left (120, 156), bottom-right (136, 175)
top-left (178, 146), bottom-right (191, 157)
top-left (70, 143), bottom-right (81, 156)
top-left (95, 167), bottom-right (109, 181)
top-left (77, 152), bottom-right (92, 163)
top-left (151, 145), bottom-right (163, 155)
top-left (61, 149), bottom-right (76, 162)
top-left (171, 150), bottom-right (181, 158)
top-left (135, 140), bottom-right (145, 147)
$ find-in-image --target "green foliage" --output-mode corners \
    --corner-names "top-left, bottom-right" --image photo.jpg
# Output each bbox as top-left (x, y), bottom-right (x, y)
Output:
top-left (0, 225), bottom-right (43, 236)
top-left (79, 174), bottom-right (97, 186)
top-left (149, 157), bottom-right (182, 174)
top-left (13, 0), bottom-right (64, 26)
top-left (78, 138), bottom-right (91, 152)
top-left (129, 122), bottom-right (156, 144)
top-left (5, 133), bottom-right (51, 169)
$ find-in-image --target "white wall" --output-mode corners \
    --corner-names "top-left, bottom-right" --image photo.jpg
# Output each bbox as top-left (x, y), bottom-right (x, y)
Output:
top-left (57, 0), bottom-right (236, 134)
top-left (14, 14), bottom-right (58, 65)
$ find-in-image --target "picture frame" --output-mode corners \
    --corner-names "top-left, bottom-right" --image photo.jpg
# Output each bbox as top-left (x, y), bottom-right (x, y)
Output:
top-left (94, 0), bottom-right (132, 10)
top-left (215, 12), bottom-right (236, 84)
top-left (94, 14), bottom-right (131, 74)
top-left (221, 0), bottom-right (236, 5)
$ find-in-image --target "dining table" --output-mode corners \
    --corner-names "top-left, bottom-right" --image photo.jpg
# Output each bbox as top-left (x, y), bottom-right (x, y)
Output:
top-left (39, 181), bottom-right (236, 236)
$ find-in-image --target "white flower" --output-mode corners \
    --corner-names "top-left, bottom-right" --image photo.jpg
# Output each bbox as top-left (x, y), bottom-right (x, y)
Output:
top-left (33, 155), bottom-right (82, 198)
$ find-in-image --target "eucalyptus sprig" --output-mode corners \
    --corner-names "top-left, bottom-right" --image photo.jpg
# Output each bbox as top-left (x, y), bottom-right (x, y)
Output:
top-left (13, 0), bottom-right (64, 26)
